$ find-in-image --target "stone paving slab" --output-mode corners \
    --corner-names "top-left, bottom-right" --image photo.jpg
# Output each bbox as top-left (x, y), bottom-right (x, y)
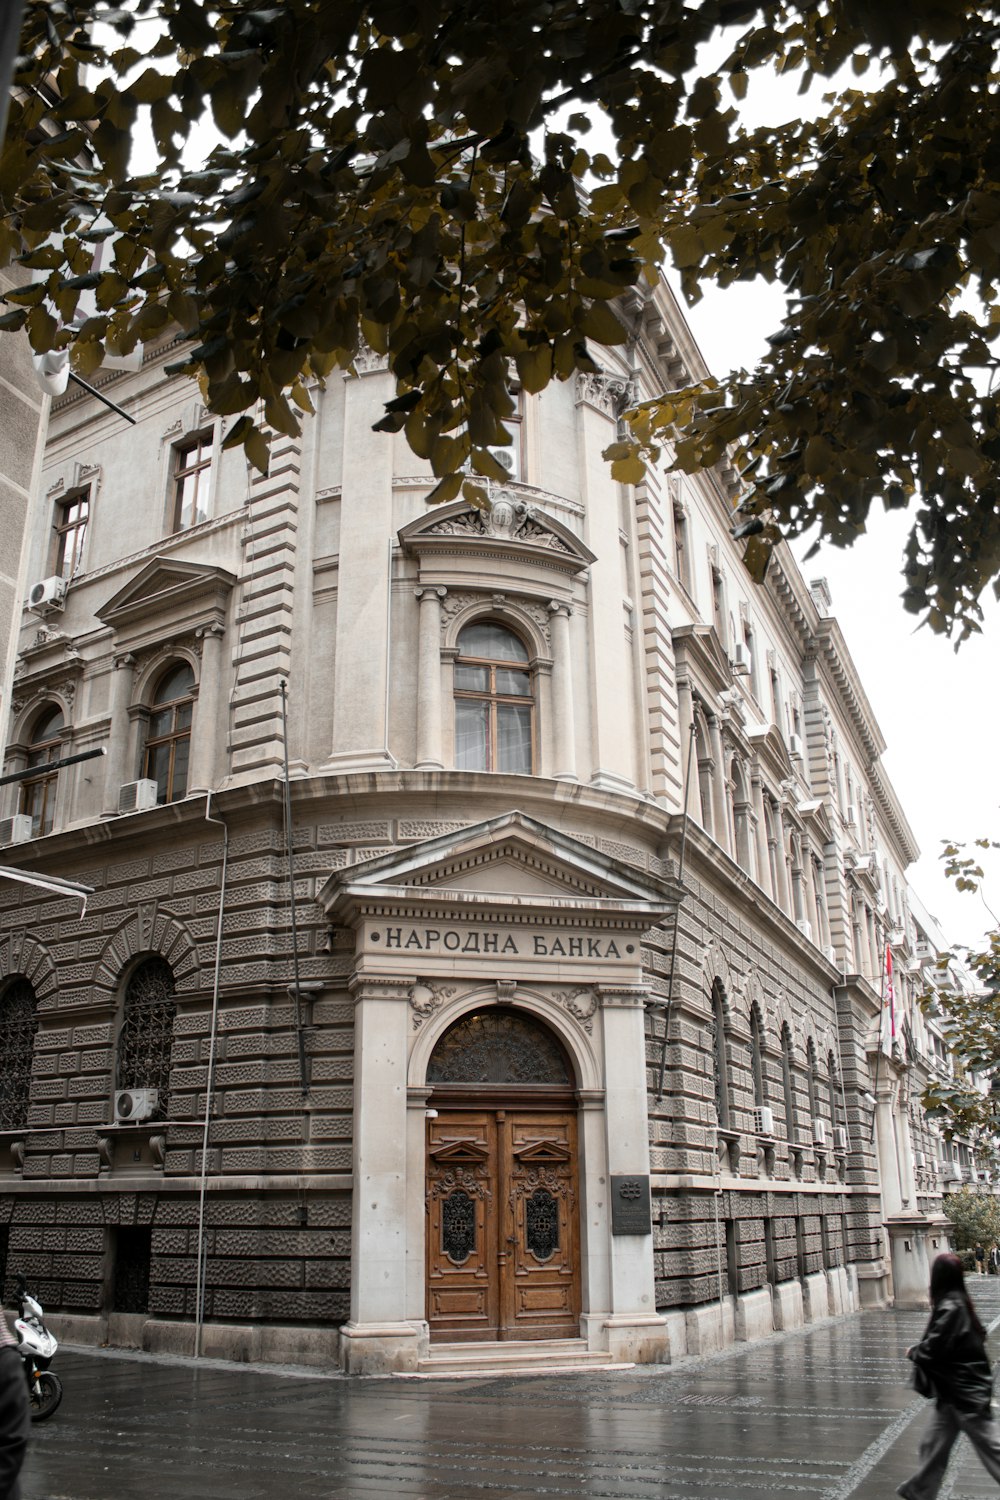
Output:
top-left (18, 1281), bottom-right (1000, 1500)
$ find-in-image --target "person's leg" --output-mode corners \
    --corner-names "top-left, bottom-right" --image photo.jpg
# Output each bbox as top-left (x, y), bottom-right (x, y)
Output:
top-left (957, 1409), bottom-right (1000, 1485)
top-left (0, 1346), bottom-right (30, 1500)
top-left (897, 1404), bottom-right (960, 1500)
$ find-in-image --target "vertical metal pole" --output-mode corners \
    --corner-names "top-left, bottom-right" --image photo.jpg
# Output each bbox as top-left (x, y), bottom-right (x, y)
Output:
top-left (0, 0), bottom-right (27, 148)
top-left (655, 720), bottom-right (698, 1101)
top-left (280, 681), bottom-right (309, 1097)
top-left (194, 793), bottom-right (228, 1359)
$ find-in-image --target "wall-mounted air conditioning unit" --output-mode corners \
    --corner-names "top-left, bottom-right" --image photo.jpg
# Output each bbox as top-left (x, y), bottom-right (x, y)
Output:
top-left (118, 779), bottom-right (158, 815)
top-left (914, 939), bottom-right (936, 963)
top-left (796, 918), bottom-right (813, 942)
top-left (28, 576), bottom-right (67, 612)
top-left (0, 814), bottom-right (33, 847)
top-left (787, 733), bottom-right (803, 758)
top-left (731, 643), bottom-right (752, 675)
top-left (114, 1088), bottom-right (159, 1124)
top-left (834, 1126), bottom-right (850, 1153)
top-left (812, 1119), bottom-right (827, 1148)
top-left (823, 944), bottom-right (838, 965)
top-left (914, 1151), bottom-right (925, 1168)
top-left (753, 1105), bottom-right (775, 1136)
top-left (942, 1163), bottom-right (961, 1182)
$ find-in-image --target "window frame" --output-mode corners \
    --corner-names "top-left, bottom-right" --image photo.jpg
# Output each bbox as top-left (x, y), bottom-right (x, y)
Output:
top-left (142, 662), bottom-right (195, 804)
top-left (171, 431), bottom-right (213, 532)
top-left (453, 620), bottom-right (536, 775)
top-left (53, 486), bottom-right (90, 578)
top-left (19, 705), bottom-right (64, 837)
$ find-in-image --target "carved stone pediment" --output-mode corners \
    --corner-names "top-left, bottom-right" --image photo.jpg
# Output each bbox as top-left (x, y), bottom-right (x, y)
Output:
top-left (398, 498), bottom-right (594, 597)
top-left (97, 557), bottom-right (236, 651)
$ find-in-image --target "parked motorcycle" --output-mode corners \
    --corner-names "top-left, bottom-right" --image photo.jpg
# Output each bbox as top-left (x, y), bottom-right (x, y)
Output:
top-left (12, 1273), bottom-right (62, 1421)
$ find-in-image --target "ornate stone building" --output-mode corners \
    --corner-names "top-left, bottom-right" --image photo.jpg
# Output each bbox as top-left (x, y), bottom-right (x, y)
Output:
top-left (0, 281), bottom-right (955, 1373)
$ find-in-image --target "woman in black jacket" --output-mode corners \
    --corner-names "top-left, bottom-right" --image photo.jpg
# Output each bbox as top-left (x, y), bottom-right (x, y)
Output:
top-left (899, 1252), bottom-right (1000, 1499)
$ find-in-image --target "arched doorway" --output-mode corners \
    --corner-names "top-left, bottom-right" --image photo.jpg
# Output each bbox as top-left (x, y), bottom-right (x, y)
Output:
top-left (424, 1007), bottom-right (581, 1343)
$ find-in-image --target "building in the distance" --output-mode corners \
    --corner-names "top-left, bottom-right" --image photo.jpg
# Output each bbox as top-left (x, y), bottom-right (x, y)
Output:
top-left (0, 279), bottom-right (962, 1373)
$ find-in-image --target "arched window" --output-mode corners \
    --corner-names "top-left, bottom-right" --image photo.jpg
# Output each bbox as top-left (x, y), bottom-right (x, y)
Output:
top-left (116, 958), bottom-right (177, 1113)
top-left (731, 761), bottom-right (753, 874)
top-left (806, 1038), bottom-right (820, 1127)
top-left (143, 662), bottom-right (195, 804)
top-left (749, 1006), bottom-right (765, 1108)
top-left (454, 622), bottom-right (534, 774)
top-left (780, 1023), bottom-right (796, 1144)
top-left (427, 1008), bottom-right (572, 1088)
top-left (0, 979), bottom-right (38, 1130)
top-left (828, 1052), bottom-right (843, 1136)
top-left (20, 705), bottom-right (64, 837)
top-left (711, 979), bottom-right (730, 1130)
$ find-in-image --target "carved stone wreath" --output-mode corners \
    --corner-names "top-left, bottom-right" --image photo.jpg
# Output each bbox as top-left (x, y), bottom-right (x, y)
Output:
top-left (409, 980), bottom-right (459, 1030)
top-left (552, 985), bottom-right (599, 1033)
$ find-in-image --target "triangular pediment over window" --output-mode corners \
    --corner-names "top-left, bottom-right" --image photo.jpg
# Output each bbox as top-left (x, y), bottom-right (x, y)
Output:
top-left (97, 557), bottom-right (236, 650)
top-left (320, 810), bottom-right (681, 926)
top-left (398, 498), bottom-right (595, 600)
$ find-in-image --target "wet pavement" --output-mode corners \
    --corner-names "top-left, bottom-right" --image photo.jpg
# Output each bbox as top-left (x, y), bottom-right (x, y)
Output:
top-left (18, 1280), bottom-right (1000, 1499)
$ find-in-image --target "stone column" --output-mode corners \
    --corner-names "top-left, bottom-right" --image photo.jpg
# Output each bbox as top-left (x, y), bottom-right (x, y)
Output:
top-left (750, 769), bottom-right (772, 899)
top-left (102, 652), bottom-right (136, 815)
top-left (414, 587), bottom-right (446, 770)
top-left (706, 712), bottom-right (730, 855)
top-left (340, 974), bottom-right (423, 1374)
top-left (593, 984), bottom-right (670, 1363)
top-left (548, 601), bottom-right (577, 781)
top-left (874, 1080), bottom-right (902, 1218)
top-left (676, 677), bottom-right (700, 817)
top-left (187, 623), bottom-right (226, 793)
top-left (773, 804), bottom-right (792, 913)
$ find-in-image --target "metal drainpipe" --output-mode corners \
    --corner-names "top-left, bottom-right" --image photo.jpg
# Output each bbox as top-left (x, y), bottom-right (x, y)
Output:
top-left (194, 791), bottom-right (229, 1359)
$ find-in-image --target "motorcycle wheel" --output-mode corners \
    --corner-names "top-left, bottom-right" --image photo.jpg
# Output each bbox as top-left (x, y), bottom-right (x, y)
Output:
top-left (29, 1371), bottom-right (63, 1422)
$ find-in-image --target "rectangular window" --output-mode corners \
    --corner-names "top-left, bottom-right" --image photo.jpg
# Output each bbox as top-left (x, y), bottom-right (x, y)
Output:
top-left (54, 488), bottom-right (89, 577)
top-left (172, 434), bottom-right (212, 531)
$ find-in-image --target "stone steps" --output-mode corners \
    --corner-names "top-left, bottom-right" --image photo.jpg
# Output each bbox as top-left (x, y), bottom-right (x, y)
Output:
top-left (411, 1338), bottom-right (631, 1378)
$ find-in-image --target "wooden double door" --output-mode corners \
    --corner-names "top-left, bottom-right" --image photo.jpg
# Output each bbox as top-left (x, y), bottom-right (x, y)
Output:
top-left (426, 1108), bottom-right (581, 1342)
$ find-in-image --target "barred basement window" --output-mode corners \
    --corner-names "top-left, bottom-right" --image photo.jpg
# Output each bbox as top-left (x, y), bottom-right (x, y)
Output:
top-left (116, 958), bottom-right (176, 1112)
top-left (0, 979), bottom-right (38, 1130)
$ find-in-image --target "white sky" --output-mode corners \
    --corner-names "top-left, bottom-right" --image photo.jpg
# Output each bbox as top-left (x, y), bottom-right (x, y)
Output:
top-left (680, 277), bottom-right (1000, 954)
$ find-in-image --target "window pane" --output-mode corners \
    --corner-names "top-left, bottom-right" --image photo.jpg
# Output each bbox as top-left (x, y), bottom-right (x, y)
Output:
top-left (496, 702), bottom-right (532, 774)
top-left (455, 665), bottom-right (490, 693)
top-left (170, 737), bottom-right (190, 800)
top-left (457, 623), bottom-right (528, 662)
top-left (148, 708), bottom-right (172, 739)
top-left (455, 699), bottom-right (490, 770)
top-left (153, 663), bottom-right (195, 704)
top-left (146, 742), bottom-right (172, 803)
top-left (495, 667), bottom-right (531, 697)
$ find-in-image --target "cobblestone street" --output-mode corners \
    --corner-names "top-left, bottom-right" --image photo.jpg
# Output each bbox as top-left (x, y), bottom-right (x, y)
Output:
top-left (17, 1282), bottom-right (1000, 1500)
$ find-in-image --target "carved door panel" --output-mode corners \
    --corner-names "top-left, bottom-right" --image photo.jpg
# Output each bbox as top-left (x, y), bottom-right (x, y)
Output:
top-left (501, 1112), bottom-right (579, 1339)
top-left (426, 1112), bottom-right (499, 1340)
top-left (426, 1110), bottom-right (580, 1342)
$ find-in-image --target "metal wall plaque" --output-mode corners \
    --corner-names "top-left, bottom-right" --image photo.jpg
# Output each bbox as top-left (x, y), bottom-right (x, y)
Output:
top-left (610, 1174), bottom-right (652, 1235)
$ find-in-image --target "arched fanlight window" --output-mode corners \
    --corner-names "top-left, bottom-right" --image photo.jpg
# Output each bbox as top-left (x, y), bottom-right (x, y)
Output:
top-left (711, 979), bottom-right (730, 1130)
top-left (454, 621), bottom-right (534, 774)
top-left (427, 1007), bottom-right (572, 1087)
top-left (116, 958), bottom-right (177, 1112)
top-left (781, 1023), bottom-right (796, 1144)
top-left (0, 979), bottom-right (38, 1130)
top-left (20, 705), bottom-right (64, 837)
top-left (143, 662), bottom-right (195, 804)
